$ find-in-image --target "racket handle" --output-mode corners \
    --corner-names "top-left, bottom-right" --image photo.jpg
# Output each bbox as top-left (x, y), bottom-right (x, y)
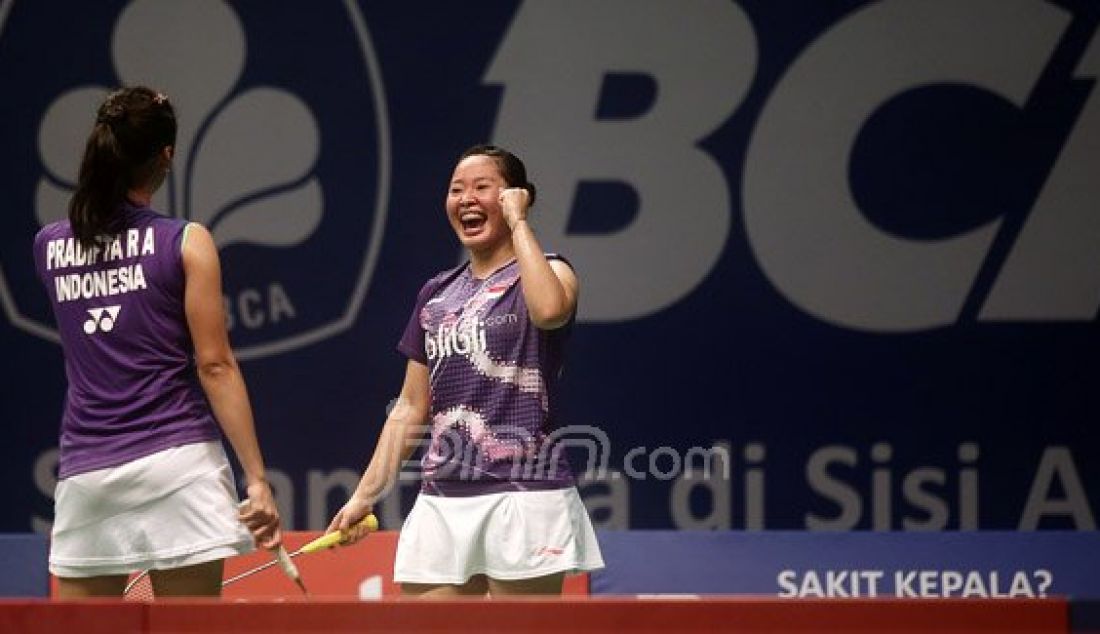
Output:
top-left (300, 514), bottom-right (378, 554)
top-left (274, 545), bottom-right (300, 580)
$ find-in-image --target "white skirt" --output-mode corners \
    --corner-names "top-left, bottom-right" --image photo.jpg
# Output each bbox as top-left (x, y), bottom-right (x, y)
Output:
top-left (50, 441), bottom-right (254, 578)
top-left (393, 487), bottom-right (604, 584)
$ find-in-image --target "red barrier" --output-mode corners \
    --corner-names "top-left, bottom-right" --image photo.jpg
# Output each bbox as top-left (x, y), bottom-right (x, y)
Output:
top-left (0, 600), bottom-right (144, 633)
top-left (2, 598), bottom-right (1070, 634)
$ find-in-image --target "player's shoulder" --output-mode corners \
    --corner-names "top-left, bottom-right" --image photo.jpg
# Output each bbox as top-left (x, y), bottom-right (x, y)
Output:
top-left (429, 261), bottom-right (469, 283)
top-left (406, 263), bottom-right (464, 308)
top-left (179, 220), bottom-right (211, 240)
top-left (421, 262), bottom-right (469, 293)
top-left (143, 208), bottom-right (191, 234)
top-left (34, 220), bottom-right (70, 247)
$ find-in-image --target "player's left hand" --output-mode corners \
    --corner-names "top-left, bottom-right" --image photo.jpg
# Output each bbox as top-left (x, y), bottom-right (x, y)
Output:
top-left (241, 481), bottom-right (283, 550)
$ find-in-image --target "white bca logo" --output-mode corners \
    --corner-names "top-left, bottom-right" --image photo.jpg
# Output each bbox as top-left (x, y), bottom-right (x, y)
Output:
top-left (1, 0), bottom-right (391, 359)
top-left (84, 306), bottom-right (121, 334)
top-left (36, 1), bottom-right (323, 248)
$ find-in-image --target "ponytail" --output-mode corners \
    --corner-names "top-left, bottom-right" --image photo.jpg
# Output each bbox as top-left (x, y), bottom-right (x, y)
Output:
top-left (69, 123), bottom-right (129, 248)
top-left (68, 86), bottom-right (177, 249)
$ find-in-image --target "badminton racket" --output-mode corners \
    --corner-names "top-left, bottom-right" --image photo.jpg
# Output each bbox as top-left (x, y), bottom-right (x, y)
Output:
top-left (221, 513), bottom-right (379, 588)
top-left (122, 542), bottom-right (307, 599)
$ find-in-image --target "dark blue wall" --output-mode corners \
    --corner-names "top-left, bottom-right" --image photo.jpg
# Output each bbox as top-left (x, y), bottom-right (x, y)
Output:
top-left (0, 0), bottom-right (1096, 532)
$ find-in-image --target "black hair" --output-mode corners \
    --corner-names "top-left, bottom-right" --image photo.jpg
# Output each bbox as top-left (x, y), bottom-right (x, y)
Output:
top-left (68, 86), bottom-right (177, 248)
top-left (458, 144), bottom-right (537, 206)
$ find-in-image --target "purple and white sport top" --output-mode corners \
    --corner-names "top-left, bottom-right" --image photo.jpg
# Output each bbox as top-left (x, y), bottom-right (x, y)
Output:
top-left (34, 203), bottom-right (219, 479)
top-left (398, 257), bottom-right (576, 496)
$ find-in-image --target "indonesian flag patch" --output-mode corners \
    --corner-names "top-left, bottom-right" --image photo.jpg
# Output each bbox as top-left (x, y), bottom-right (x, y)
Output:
top-left (485, 283), bottom-right (511, 299)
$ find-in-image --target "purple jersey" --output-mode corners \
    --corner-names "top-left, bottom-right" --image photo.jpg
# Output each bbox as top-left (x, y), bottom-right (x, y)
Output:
top-left (33, 203), bottom-right (219, 479)
top-left (398, 257), bottom-right (576, 496)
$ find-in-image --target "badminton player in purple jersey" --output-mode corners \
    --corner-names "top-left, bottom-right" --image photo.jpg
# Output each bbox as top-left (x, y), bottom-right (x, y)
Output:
top-left (328, 145), bottom-right (603, 597)
top-left (33, 86), bottom-right (282, 598)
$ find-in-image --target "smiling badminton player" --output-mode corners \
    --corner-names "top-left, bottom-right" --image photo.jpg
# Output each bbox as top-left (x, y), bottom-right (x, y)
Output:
top-left (328, 145), bottom-right (603, 597)
top-left (33, 86), bottom-right (282, 598)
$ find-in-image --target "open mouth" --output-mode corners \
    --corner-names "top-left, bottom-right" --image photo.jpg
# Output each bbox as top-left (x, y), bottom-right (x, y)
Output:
top-left (460, 212), bottom-right (487, 235)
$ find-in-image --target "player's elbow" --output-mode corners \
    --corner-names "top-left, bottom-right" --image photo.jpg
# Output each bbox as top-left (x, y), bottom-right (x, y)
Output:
top-left (389, 398), bottom-right (428, 427)
top-left (529, 301), bottom-right (573, 330)
top-left (196, 355), bottom-right (239, 382)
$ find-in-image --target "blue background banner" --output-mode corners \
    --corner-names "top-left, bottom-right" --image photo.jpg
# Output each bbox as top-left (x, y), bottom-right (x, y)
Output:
top-left (590, 531), bottom-right (1100, 598)
top-left (0, 0), bottom-right (1097, 532)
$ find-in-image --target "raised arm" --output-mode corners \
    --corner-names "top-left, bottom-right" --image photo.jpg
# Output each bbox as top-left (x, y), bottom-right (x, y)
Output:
top-left (182, 222), bottom-right (281, 549)
top-left (327, 358), bottom-right (431, 542)
top-left (501, 188), bottom-right (578, 329)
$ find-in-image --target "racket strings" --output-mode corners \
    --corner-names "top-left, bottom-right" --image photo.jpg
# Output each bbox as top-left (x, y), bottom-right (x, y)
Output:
top-left (123, 570), bottom-right (154, 601)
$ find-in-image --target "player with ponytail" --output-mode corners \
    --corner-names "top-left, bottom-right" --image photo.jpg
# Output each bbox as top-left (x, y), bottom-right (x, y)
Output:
top-left (34, 86), bottom-right (283, 598)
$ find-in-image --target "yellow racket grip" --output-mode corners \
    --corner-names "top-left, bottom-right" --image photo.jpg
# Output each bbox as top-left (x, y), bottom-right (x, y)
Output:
top-left (300, 514), bottom-right (378, 554)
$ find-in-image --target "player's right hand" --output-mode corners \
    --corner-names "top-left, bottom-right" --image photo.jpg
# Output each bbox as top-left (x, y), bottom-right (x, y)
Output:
top-left (326, 496), bottom-right (374, 546)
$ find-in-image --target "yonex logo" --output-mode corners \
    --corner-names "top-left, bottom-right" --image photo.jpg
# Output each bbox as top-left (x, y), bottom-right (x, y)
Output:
top-left (0, 1), bottom-right (391, 359)
top-left (83, 306), bottom-right (121, 335)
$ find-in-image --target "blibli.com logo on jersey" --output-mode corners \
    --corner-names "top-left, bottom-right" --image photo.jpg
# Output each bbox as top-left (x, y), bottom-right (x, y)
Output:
top-left (425, 319), bottom-right (489, 362)
top-left (0, 1), bottom-right (390, 359)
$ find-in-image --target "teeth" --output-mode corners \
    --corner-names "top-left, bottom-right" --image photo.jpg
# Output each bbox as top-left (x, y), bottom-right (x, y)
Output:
top-left (460, 213), bottom-right (486, 231)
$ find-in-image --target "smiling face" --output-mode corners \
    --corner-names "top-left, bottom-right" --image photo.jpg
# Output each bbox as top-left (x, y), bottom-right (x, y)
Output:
top-left (446, 154), bottom-right (511, 255)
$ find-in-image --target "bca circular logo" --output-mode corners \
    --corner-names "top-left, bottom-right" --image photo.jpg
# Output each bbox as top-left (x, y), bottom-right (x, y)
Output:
top-left (0, 1), bottom-right (390, 359)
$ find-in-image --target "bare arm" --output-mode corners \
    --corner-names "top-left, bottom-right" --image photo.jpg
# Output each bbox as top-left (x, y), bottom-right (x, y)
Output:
top-left (182, 222), bottom-right (281, 549)
top-left (327, 359), bottom-right (430, 542)
top-left (501, 188), bottom-right (579, 329)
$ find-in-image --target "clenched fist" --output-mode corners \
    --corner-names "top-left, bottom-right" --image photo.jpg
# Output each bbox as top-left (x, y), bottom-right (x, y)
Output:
top-left (500, 187), bottom-right (530, 230)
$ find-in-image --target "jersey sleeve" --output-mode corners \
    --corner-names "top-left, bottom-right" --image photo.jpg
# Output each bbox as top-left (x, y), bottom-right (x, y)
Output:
top-left (544, 252), bottom-right (577, 327)
top-left (396, 278), bottom-right (439, 364)
top-left (545, 252), bottom-right (572, 269)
